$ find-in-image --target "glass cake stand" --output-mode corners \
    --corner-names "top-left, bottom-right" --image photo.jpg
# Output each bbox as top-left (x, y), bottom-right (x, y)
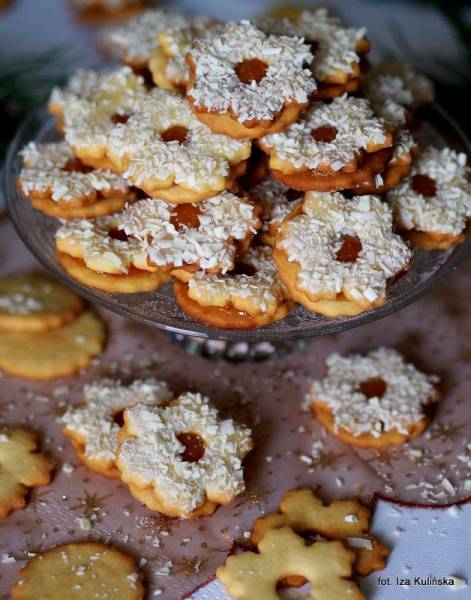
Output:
top-left (4, 105), bottom-right (471, 360)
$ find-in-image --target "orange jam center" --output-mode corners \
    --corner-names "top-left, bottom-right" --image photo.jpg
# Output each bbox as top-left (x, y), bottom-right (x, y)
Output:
top-left (62, 158), bottom-right (93, 174)
top-left (411, 174), bottom-right (437, 197)
top-left (358, 377), bottom-right (387, 398)
top-left (311, 125), bottom-right (338, 143)
top-left (111, 113), bottom-right (131, 124)
top-left (108, 228), bottom-right (129, 242)
top-left (335, 234), bottom-right (363, 263)
top-left (177, 432), bottom-right (206, 462)
top-left (169, 204), bottom-right (201, 230)
top-left (235, 58), bottom-right (268, 84)
top-left (161, 125), bottom-right (189, 144)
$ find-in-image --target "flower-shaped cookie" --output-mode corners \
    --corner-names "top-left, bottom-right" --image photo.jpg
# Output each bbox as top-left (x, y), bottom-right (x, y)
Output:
top-left (259, 95), bottom-right (392, 191)
top-left (187, 20), bottom-right (316, 138)
top-left (116, 392), bottom-right (253, 518)
top-left (308, 347), bottom-right (440, 448)
top-left (121, 193), bottom-right (260, 274)
top-left (387, 146), bottom-right (471, 249)
top-left (108, 87), bottom-right (251, 201)
top-left (273, 192), bottom-right (412, 316)
top-left (174, 245), bottom-right (292, 329)
top-left (62, 379), bottom-right (172, 477)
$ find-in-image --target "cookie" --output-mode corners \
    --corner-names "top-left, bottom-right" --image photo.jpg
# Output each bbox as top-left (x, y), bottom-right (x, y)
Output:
top-left (258, 95), bottom-right (393, 192)
top-left (0, 311), bottom-right (105, 379)
top-left (50, 67), bottom-right (147, 170)
top-left (217, 526), bottom-right (364, 600)
top-left (387, 146), bottom-right (471, 249)
top-left (99, 9), bottom-right (188, 70)
top-left (259, 8), bottom-right (369, 95)
top-left (17, 141), bottom-right (133, 219)
top-left (308, 347), bottom-right (441, 449)
top-left (107, 86), bottom-right (251, 201)
top-left (273, 192), bottom-right (412, 317)
top-left (149, 18), bottom-right (223, 92)
top-left (252, 488), bottom-right (389, 577)
top-left (11, 542), bottom-right (144, 600)
top-left (174, 245), bottom-right (292, 330)
top-left (121, 193), bottom-right (260, 275)
top-left (364, 59), bottom-right (434, 129)
top-left (187, 20), bottom-right (316, 139)
top-left (116, 392), bottom-right (253, 518)
top-left (0, 273), bottom-right (83, 332)
top-left (0, 427), bottom-right (54, 518)
top-left (249, 175), bottom-right (304, 245)
top-left (63, 379), bottom-right (172, 478)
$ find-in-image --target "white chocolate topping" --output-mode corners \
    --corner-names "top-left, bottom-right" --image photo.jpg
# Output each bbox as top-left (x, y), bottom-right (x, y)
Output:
top-left (309, 347), bottom-right (439, 437)
top-left (187, 20), bottom-right (316, 123)
top-left (188, 245), bottom-right (286, 316)
top-left (18, 141), bottom-right (129, 202)
top-left (118, 392), bottom-right (252, 516)
top-left (279, 192), bottom-right (411, 304)
top-left (108, 87), bottom-right (251, 191)
top-left (261, 95), bottom-right (388, 171)
top-left (122, 193), bottom-right (259, 272)
top-left (62, 379), bottom-right (172, 462)
top-left (259, 8), bottom-right (367, 81)
top-left (387, 146), bottom-right (471, 235)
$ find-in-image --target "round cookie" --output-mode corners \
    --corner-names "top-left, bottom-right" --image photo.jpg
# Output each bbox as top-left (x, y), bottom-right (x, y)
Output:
top-left (259, 8), bottom-right (369, 93)
top-left (17, 141), bottom-right (133, 219)
top-left (62, 378), bottom-right (172, 478)
top-left (121, 193), bottom-right (260, 275)
top-left (258, 95), bottom-right (393, 192)
top-left (11, 542), bottom-right (144, 600)
top-left (0, 311), bottom-right (105, 379)
top-left (186, 20), bottom-right (316, 139)
top-left (116, 392), bottom-right (253, 518)
top-left (99, 9), bottom-right (188, 70)
top-left (364, 59), bottom-right (434, 130)
top-left (174, 245), bottom-right (292, 330)
top-left (50, 67), bottom-right (147, 170)
top-left (0, 427), bottom-right (54, 518)
top-left (273, 192), bottom-right (412, 317)
top-left (108, 86), bottom-right (251, 201)
top-left (308, 347), bottom-right (440, 449)
top-left (0, 273), bottom-right (83, 332)
top-left (387, 146), bottom-right (471, 250)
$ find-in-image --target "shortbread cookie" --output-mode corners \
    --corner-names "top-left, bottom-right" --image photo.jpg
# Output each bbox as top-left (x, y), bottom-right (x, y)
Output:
top-left (121, 193), bottom-right (260, 274)
top-left (150, 18), bottom-right (223, 91)
top-left (274, 192), bottom-right (412, 316)
top-left (249, 176), bottom-right (304, 245)
top-left (174, 245), bottom-right (292, 329)
top-left (0, 273), bottom-right (83, 332)
top-left (364, 59), bottom-right (434, 129)
top-left (11, 542), bottom-right (144, 600)
top-left (116, 392), bottom-right (253, 518)
top-left (259, 95), bottom-right (393, 191)
top-left (217, 527), bottom-right (364, 600)
top-left (0, 311), bottom-right (105, 379)
top-left (259, 9), bottom-right (369, 91)
top-left (17, 141), bottom-right (133, 218)
top-left (252, 488), bottom-right (389, 577)
top-left (99, 9), bottom-right (188, 69)
top-left (354, 129), bottom-right (418, 195)
top-left (50, 67), bottom-right (147, 170)
top-left (187, 20), bottom-right (316, 139)
top-left (107, 86), bottom-right (251, 201)
top-left (63, 378), bottom-right (172, 477)
top-left (308, 347), bottom-right (440, 449)
top-left (0, 427), bottom-right (54, 518)
top-left (387, 146), bottom-right (471, 249)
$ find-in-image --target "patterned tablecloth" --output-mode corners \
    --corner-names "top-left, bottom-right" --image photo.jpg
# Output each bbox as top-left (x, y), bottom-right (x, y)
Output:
top-left (0, 213), bottom-right (470, 599)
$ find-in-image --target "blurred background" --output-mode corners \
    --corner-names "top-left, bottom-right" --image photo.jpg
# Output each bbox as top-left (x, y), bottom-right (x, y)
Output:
top-left (0, 0), bottom-right (469, 167)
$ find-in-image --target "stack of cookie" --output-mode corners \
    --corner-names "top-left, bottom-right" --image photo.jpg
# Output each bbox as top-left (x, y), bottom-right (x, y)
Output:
top-left (16, 8), bottom-right (471, 329)
top-left (0, 273), bottom-right (105, 379)
top-left (62, 381), bottom-right (253, 519)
